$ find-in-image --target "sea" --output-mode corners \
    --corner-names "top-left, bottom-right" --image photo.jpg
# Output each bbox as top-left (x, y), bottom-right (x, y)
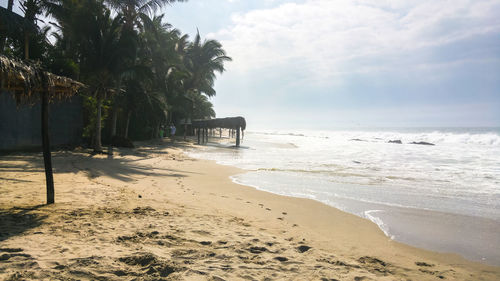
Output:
top-left (187, 127), bottom-right (500, 266)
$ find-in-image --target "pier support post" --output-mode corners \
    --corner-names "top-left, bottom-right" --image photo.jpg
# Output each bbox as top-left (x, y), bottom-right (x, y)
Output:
top-left (197, 128), bottom-right (201, 144)
top-left (236, 126), bottom-right (240, 147)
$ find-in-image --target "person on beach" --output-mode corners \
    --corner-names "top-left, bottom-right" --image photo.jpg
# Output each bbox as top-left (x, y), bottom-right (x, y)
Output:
top-left (170, 124), bottom-right (176, 139)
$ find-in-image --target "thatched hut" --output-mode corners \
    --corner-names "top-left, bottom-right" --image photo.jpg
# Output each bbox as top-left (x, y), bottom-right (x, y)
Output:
top-left (0, 55), bottom-right (84, 204)
top-left (0, 56), bottom-right (83, 101)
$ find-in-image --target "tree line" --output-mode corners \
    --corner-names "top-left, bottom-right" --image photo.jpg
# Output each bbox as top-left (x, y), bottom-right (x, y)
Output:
top-left (1, 0), bottom-right (230, 152)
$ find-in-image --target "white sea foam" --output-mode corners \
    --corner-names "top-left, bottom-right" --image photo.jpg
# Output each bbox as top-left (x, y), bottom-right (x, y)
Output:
top-left (364, 210), bottom-right (395, 240)
top-left (188, 129), bottom-right (500, 264)
top-left (188, 128), bottom-right (500, 220)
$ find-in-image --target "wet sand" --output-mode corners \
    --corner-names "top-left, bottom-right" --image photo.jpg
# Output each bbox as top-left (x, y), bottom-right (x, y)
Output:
top-left (318, 194), bottom-right (500, 266)
top-left (0, 139), bottom-right (499, 280)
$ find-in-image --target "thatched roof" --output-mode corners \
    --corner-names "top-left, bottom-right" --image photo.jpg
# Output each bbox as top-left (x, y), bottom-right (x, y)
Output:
top-left (0, 55), bottom-right (84, 104)
top-left (193, 117), bottom-right (246, 130)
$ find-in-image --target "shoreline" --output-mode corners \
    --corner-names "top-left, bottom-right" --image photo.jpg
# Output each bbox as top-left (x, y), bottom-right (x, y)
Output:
top-left (1, 139), bottom-right (499, 280)
top-left (229, 174), bottom-right (500, 266)
top-left (193, 137), bottom-right (500, 266)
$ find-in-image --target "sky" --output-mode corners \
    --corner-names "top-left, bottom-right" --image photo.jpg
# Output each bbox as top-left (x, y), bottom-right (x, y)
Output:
top-left (162, 0), bottom-right (500, 129)
top-left (3, 0), bottom-right (500, 129)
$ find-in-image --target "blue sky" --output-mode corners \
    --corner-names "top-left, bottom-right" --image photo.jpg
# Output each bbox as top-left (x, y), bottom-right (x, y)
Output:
top-left (3, 0), bottom-right (499, 129)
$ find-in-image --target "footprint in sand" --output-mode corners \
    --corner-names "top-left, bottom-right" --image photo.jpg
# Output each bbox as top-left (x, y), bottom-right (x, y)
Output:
top-left (274, 256), bottom-right (288, 262)
top-left (297, 245), bottom-right (311, 253)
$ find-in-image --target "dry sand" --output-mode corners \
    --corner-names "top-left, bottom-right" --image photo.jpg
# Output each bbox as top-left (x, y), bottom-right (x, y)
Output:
top-left (0, 139), bottom-right (499, 281)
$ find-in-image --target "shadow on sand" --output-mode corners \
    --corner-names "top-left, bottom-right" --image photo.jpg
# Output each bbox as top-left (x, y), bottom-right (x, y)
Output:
top-left (0, 205), bottom-right (47, 242)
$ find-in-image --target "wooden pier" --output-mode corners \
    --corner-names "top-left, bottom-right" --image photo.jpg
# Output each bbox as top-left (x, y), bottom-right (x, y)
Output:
top-left (192, 117), bottom-right (246, 147)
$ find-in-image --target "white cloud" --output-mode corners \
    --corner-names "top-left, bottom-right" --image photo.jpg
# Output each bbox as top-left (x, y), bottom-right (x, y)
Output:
top-left (210, 0), bottom-right (500, 85)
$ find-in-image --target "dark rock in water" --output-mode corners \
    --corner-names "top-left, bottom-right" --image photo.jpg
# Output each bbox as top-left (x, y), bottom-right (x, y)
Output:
top-left (388, 140), bottom-right (402, 144)
top-left (410, 141), bottom-right (435, 146)
top-left (350, 138), bottom-right (366, 142)
top-left (353, 161), bottom-right (362, 164)
top-left (112, 136), bottom-right (134, 148)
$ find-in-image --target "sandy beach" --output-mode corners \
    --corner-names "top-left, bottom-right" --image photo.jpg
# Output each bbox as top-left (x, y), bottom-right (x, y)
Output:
top-left (1, 139), bottom-right (499, 281)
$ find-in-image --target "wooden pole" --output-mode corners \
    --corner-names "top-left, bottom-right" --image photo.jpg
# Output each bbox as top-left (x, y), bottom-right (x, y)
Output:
top-left (197, 128), bottom-right (200, 144)
top-left (41, 73), bottom-right (54, 204)
top-left (219, 128), bottom-right (222, 138)
top-left (236, 127), bottom-right (240, 147)
top-left (184, 124), bottom-right (187, 141)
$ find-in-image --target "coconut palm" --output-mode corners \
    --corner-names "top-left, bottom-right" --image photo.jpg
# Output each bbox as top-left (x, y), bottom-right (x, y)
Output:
top-left (105, 0), bottom-right (186, 30)
top-left (184, 31), bottom-right (231, 97)
top-left (72, 1), bottom-right (123, 152)
top-left (103, 0), bottom-right (185, 140)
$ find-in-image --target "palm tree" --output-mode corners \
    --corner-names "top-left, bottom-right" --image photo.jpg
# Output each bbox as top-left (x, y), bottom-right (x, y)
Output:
top-left (72, 1), bottom-right (123, 152)
top-left (105, 0), bottom-right (186, 30)
top-left (184, 30), bottom-right (232, 97)
top-left (103, 1), bottom-right (186, 141)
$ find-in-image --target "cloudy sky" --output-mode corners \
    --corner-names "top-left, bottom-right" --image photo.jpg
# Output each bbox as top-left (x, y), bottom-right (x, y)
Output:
top-left (163, 0), bottom-right (500, 129)
top-left (3, 0), bottom-right (499, 129)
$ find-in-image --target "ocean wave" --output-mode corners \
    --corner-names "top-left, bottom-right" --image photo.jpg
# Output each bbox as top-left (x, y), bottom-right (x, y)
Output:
top-left (255, 167), bottom-right (421, 182)
top-left (249, 129), bottom-right (500, 146)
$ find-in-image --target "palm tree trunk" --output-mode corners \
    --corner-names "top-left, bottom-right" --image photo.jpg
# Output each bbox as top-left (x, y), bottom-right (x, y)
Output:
top-left (93, 95), bottom-right (103, 152)
top-left (41, 73), bottom-right (54, 204)
top-left (111, 106), bottom-right (118, 137)
top-left (124, 110), bottom-right (132, 138)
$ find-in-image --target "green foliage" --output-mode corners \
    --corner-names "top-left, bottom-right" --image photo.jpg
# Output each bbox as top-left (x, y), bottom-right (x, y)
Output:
top-left (82, 95), bottom-right (111, 138)
top-left (5, 0), bottom-right (232, 144)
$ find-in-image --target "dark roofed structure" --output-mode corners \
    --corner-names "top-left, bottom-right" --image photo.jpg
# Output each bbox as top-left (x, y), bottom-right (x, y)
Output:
top-left (0, 6), bottom-right (37, 37)
top-left (192, 117), bottom-right (246, 147)
top-left (192, 116), bottom-right (246, 130)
